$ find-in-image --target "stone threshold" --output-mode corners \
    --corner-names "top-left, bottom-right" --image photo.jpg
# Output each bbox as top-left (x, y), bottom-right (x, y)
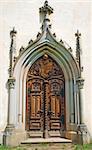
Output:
top-left (21, 138), bottom-right (72, 144)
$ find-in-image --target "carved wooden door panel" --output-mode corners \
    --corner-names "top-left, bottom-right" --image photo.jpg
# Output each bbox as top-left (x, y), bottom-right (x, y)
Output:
top-left (26, 55), bottom-right (65, 138)
top-left (47, 78), bottom-right (65, 136)
top-left (26, 78), bottom-right (43, 133)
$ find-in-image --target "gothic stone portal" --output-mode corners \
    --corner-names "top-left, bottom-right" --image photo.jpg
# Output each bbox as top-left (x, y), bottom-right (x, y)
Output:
top-left (26, 55), bottom-right (65, 138)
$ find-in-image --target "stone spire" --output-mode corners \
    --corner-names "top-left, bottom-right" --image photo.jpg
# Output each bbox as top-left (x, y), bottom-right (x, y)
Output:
top-left (75, 30), bottom-right (82, 72)
top-left (9, 27), bottom-right (17, 77)
top-left (5, 28), bottom-right (17, 132)
top-left (39, 1), bottom-right (53, 31)
top-left (75, 30), bottom-right (85, 128)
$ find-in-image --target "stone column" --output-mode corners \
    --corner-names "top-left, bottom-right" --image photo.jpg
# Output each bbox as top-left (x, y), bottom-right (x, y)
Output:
top-left (73, 81), bottom-right (78, 124)
top-left (6, 77), bottom-right (16, 131)
top-left (76, 77), bottom-right (84, 124)
top-left (3, 77), bottom-right (16, 146)
top-left (76, 77), bottom-right (90, 144)
top-left (4, 77), bottom-right (27, 146)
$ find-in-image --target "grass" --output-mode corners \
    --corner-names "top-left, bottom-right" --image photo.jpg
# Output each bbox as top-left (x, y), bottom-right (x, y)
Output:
top-left (0, 145), bottom-right (25, 150)
top-left (0, 143), bottom-right (92, 150)
top-left (74, 143), bottom-right (92, 150)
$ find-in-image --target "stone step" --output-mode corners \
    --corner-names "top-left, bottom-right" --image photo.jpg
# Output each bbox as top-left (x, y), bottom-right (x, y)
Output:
top-left (21, 137), bottom-right (72, 144)
top-left (20, 143), bottom-right (75, 150)
top-left (21, 138), bottom-right (72, 150)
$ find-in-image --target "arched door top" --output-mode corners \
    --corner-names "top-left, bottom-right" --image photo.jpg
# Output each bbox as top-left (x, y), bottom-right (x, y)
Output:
top-left (14, 42), bottom-right (79, 83)
top-left (13, 41), bottom-right (79, 131)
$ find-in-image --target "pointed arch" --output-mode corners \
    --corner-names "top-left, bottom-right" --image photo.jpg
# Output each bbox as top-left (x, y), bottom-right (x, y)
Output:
top-left (13, 42), bottom-right (79, 133)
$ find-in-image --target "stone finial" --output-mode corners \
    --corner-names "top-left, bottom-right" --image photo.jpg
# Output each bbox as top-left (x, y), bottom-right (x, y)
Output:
top-left (10, 27), bottom-right (17, 38)
top-left (39, 1), bottom-right (53, 19)
top-left (9, 27), bottom-right (17, 77)
top-left (75, 30), bottom-right (81, 38)
top-left (75, 30), bottom-right (81, 51)
top-left (44, 0), bottom-right (48, 6)
top-left (75, 30), bottom-right (82, 75)
top-left (39, 1), bottom-right (53, 31)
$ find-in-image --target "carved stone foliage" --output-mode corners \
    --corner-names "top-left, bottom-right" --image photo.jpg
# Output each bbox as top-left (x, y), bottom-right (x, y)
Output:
top-left (76, 77), bottom-right (84, 89)
top-left (7, 78), bottom-right (16, 89)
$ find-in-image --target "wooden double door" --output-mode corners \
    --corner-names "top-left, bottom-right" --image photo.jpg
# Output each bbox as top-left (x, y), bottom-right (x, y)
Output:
top-left (26, 55), bottom-right (65, 138)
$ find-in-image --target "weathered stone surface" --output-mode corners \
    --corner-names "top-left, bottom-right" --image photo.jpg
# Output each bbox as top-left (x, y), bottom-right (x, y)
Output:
top-left (20, 143), bottom-right (75, 150)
